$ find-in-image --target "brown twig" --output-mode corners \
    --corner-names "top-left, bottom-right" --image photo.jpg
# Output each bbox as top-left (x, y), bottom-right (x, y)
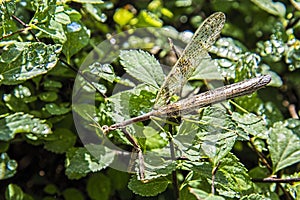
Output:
top-left (12, 15), bottom-right (40, 42)
top-left (249, 138), bottom-right (272, 172)
top-left (211, 161), bottom-right (221, 195)
top-left (169, 124), bottom-right (180, 200)
top-left (252, 177), bottom-right (300, 183)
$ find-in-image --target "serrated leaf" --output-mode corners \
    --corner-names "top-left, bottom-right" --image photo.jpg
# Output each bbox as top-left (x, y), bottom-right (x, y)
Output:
top-left (120, 50), bottom-right (165, 89)
top-left (0, 42), bottom-right (62, 85)
top-left (251, 0), bottom-right (286, 17)
top-left (0, 113), bottom-right (52, 141)
top-left (128, 175), bottom-right (169, 196)
top-left (174, 120), bottom-right (202, 161)
top-left (267, 121), bottom-right (300, 173)
top-left (198, 107), bottom-right (238, 164)
top-left (44, 128), bottom-right (76, 153)
top-left (142, 151), bottom-right (176, 180)
top-left (87, 173), bottom-right (111, 200)
top-left (65, 145), bottom-right (114, 179)
top-left (232, 112), bottom-right (268, 139)
top-left (218, 153), bottom-right (252, 195)
top-left (0, 153), bottom-right (17, 180)
top-left (190, 57), bottom-right (223, 80)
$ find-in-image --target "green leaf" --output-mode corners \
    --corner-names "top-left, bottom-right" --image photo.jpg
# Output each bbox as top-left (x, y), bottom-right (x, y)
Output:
top-left (113, 8), bottom-right (134, 26)
top-left (120, 50), bottom-right (165, 88)
top-left (44, 184), bottom-right (59, 195)
top-left (0, 42), bottom-right (62, 85)
top-left (38, 92), bottom-right (58, 102)
top-left (174, 120), bottom-right (203, 161)
top-left (87, 173), bottom-right (111, 200)
top-left (128, 175), bottom-right (170, 196)
top-left (65, 144), bottom-right (114, 179)
top-left (0, 113), bottom-right (52, 141)
top-left (106, 168), bottom-right (130, 191)
top-left (44, 128), bottom-right (76, 153)
top-left (33, 21), bottom-right (67, 43)
top-left (63, 21), bottom-right (90, 60)
top-left (218, 153), bottom-right (252, 195)
top-left (198, 107), bottom-right (238, 164)
top-left (3, 93), bottom-right (29, 113)
top-left (5, 184), bottom-right (33, 200)
top-left (232, 112), bottom-right (268, 139)
top-left (267, 121), bottom-right (300, 173)
top-left (70, 0), bottom-right (104, 3)
top-left (186, 188), bottom-right (208, 200)
top-left (42, 79), bottom-right (63, 89)
top-left (44, 103), bottom-right (71, 115)
top-left (241, 193), bottom-right (272, 200)
top-left (86, 63), bottom-right (116, 83)
top-left (5, 184), bottom-right (24, 200)
top-left (0, 1), bottom-right (16, 18)
top-left (251, 0), bottom-right (286, 17)
top-left (190, 57), bottom-right (224, 80)
top-left (0, 153), bottom-right (17, 180)
top-left (62, 188), bottom-right (84, 200)
top-left (142, 151), bottom-right (176, 180)
top-left (136, 10), bottom-right (163, 27)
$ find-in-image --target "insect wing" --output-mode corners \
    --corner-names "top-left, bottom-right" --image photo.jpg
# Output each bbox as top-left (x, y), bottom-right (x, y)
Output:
top-left (154, 12), bottom-right (226, 109)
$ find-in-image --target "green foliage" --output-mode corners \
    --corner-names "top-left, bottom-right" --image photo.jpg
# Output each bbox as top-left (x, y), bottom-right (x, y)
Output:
top-left (0, 0), bottom-right (300, 199)
top-left (128, 176), bottom-right (170, 196)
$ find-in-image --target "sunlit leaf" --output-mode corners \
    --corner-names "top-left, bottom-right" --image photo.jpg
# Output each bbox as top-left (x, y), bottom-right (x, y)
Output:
top-left (142, 151), bottom-right (176, 180)
top-left (113, 8), bottom-right (134, 26)
top-left (63, 21), bottom-right (90, 60)
top-left (128, 175), bottom-right (170, 196)
top-left (5, 184), bottom-right (33, 200)
top-left (251, 0), bottom-right (286, 17)
top-left (241, 194), bottom-right (272, 200)
top-left (0, 112), bottom-right (52, 141)
top-left (120, 50), bottom-right (165, 88)
top-left (198, 107), bottom-right (238, 164)
top-left (0, 153), bottom-right (17, 180)
top-left (68, 0), bottom-right (104, 3)
top-left (232, 112), bottom-right (268, 139)
top-left (44, 103), bottom-right (71, 115)
top-left (65, 144), bottom-right (114, 179)
top-left (136, 10), bottom-right (163, 27)
top-left (267, 121), bottom-right (300, 173)
top-left (0, 42), bottom-right (62, 85)
top-left (218, 153), bottom-right (252, 196)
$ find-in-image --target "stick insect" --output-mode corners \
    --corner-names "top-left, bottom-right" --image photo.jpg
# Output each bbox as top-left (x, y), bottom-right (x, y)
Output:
top-left (101, 12), bottom-right (271, 180)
